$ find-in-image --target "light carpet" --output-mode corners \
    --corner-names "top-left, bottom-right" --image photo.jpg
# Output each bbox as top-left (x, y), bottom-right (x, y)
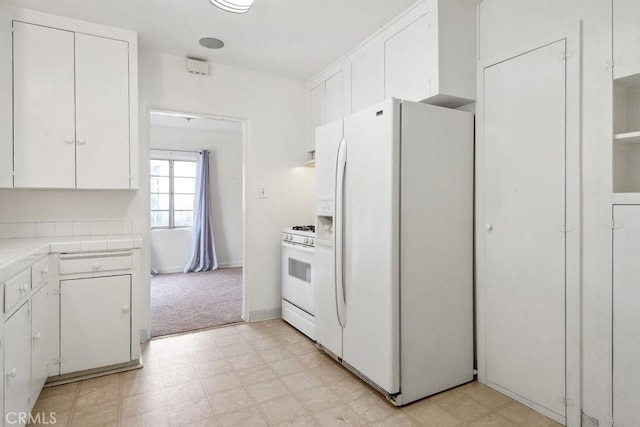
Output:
top-left (150, 268), bottom-right (242, 337)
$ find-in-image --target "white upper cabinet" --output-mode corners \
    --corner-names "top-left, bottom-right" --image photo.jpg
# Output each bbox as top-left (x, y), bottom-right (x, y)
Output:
top-left (13, 22), bottom-right (76, 188)
top-left (75, 33), bottom-right (130, 189)
top-left (385, 14), bottom-right (431, 103)
top-left (325, 71), bottom-right (343, 123)
top-left (351, 45), bottom-right (385, 113)
top-left (7, 9), bottom-right (138, 189)
top-left (614, 0), bottom-right (640, 79)
top-left (308, 82), bottom-right (325, 152)
top-left (306, 0), bottom-right (477, 150)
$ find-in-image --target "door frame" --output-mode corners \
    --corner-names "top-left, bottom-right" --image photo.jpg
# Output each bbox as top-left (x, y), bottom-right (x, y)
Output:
top-left (143, 106), bottom-right (248, 336)
top-left (475, 23), bottom-right (582, 426)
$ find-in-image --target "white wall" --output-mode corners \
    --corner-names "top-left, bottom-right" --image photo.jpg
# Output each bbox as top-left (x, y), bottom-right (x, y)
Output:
top-left (150, 126), bottom-right (243, 270)
top-left (150, 228), bottom-right (192, 273)
top-left (139, 51), bottom-right (315, 326)
top-left (478, 1), bottom-right (613, 424)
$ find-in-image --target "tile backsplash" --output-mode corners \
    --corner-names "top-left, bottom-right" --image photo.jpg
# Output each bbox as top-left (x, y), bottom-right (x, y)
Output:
top-left (0, 220), bottom-right (134, 239)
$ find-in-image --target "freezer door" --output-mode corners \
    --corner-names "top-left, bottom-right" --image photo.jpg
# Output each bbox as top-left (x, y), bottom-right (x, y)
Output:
top-left (342, 98), bottom-right (401, 395)
top-left (314, 119), bottom-right (344, 358)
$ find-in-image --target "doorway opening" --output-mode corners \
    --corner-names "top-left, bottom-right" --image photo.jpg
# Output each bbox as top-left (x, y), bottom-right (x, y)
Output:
top-left (148, 110), bottom-right (244, 337)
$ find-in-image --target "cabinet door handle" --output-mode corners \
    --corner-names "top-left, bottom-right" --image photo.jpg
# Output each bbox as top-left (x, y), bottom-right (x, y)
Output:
top-left (92, 261), bottom-right (102, 270)
top-left (6, 368), bottom-right (16, 378)
top-left (33, 332), bottom-right (41, 341)
top-left (41, 267), bottom-right (49, 276)
top-left (485, 223), bottom-right (493, 231)
top-left (64, 138), bottom-right (74, 144)
top-left (77, 138), bottom-right (87, 145)
top-left (19, 284), bottom-right (29, 293)
top-left (122, 305), bottom-right (130, 313)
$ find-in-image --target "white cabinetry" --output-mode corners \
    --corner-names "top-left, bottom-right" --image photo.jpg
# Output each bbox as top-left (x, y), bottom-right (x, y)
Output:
top-left (308, 83), bottom-right (325, 153)
top-left (306, 0), bottom-right (476, 152)
top-left (4, 302), bottom-right (31, 426)
top-left (30, 283), bottom-right (51, 404)
top-left (8, 10), bottom-right (138, 189)
top-left (385, 14), bottom-right (431, 103)
top-left (613, 205), bottom-right (640, 426)
top-left (351, 46), bottom-right (385, 113)
top-left (613, 0), bottom-right (640, 80)
top-left (60, 275), bottom-right (131, 374)
top-left (325, 71), bottom-right (343, 124)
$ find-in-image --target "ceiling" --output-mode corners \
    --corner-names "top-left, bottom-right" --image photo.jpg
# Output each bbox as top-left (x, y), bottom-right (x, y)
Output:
top-left (150, 112), bottom-right (242, 135)
top-left (4, 0), bottom-right (418, 80)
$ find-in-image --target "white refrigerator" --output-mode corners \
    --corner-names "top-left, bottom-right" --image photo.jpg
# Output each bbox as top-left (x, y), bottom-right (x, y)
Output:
top-left (314, 98), bottom-right (474, 405)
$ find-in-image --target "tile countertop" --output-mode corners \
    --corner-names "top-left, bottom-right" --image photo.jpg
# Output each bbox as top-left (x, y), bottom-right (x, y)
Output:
top-left (0, 235), bottom-right (143, 283)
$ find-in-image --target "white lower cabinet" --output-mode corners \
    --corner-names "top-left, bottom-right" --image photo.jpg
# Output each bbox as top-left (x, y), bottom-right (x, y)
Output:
top-left (60, 275), bottom-right (131, 374)
top-left (613, 205), bottom-right (640, 426)
top-left (30, 284), bottom-right (51, 405)
top-left (4, 302), bottom-right (31, 427)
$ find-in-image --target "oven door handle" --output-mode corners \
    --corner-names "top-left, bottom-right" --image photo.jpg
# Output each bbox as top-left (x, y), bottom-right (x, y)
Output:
top-left (334, 137), bottom-right (347, 328)
top-left (281, 242), bottom-right (315, 253)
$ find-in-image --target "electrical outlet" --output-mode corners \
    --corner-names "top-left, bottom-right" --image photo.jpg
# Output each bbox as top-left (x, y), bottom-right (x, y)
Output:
top-left (259, 187), bottom-right (267, 199)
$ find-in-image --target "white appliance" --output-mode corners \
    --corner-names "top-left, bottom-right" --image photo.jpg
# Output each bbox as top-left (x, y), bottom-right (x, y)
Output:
top-left (281, 226), bottom-right (315, 339)
top-left (314, 98), bottom-right (474, 405)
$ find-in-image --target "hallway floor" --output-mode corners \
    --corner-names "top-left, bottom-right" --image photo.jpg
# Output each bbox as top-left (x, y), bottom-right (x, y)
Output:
top-left (31, 320), bottom-right (561, 426)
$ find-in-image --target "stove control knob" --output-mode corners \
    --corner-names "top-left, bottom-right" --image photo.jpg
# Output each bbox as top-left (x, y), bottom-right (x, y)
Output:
top-left (304, 238), bottom-right (309, 244)
top-left (287, 234), bottom-right (292, 241)
top-left (310, 239), bottom-right (314, 245)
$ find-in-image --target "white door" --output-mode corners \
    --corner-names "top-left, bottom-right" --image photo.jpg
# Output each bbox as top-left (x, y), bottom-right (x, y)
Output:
top-left (309, 82), bottom-right (326, 153)
top-left (613, 205), bottom-right (640, 426)
top-left (281, 243), bottom-right (314, 315)
top-left (325, 71), bottom-right (343, 124)
top-left (13, 22), bottom-right (76, 188)
top-left (60, 275), bottom-right (131, 374)
top-left (30, 285), bottom-right (49, 404)
top-left (4, 302), bottom-right (31, 426)
top-left (75, 33), bottom-right (130, 189)
top-left (342, 99), bottom-right (400, 394)
top-left (483, 40), bottom-right (566, 417)
top-left (350, 45), bottom-right (384, 113)
top-left (613, 0), bottom-right (640, 79)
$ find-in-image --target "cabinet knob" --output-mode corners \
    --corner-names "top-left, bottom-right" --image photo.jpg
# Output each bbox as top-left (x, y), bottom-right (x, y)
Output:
top-left (485, 223), bottom-right (493, 231)
top-left (41, 267), bottom-right (49, 276)
top-left (6, 368), bottom-right (16, 378)
top-left (19, 284), bottom-right (29, 293)
top-left (64, 138), bottom-right (74, 144)
top-left (122, 305), bottom-right (130, 313)
top-left (77, 138), bottom-right (87, 145)
top-left (92, 261), bottom-right (102, 270)
top-left (33, 332), bottom-right (41, 341)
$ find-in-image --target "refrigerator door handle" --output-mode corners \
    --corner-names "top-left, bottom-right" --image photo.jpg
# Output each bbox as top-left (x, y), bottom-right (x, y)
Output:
top-left (334, 138), bottom-right (347, 328)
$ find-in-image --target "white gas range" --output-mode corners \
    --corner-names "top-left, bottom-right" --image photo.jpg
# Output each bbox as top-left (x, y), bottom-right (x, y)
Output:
top-left (281, 226), bottom-right (315, 339)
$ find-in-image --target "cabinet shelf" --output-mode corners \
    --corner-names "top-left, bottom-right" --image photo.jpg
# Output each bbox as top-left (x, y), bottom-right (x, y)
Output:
top-left (614, 131), bottom-right (640, 144)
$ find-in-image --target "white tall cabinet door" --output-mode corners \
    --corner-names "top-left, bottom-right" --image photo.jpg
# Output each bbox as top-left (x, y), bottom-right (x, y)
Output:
top-left (384, 14), bottom-right (430, 102)
top-left (483, 40), bottom-right (566, 418)
top-left (350, 45), bottom-right (384, 113)
top-left (613, 0), bottom-right (640, 79)
top-left (613, 205), bottom-right (640, 426)
top-left (60, 275), bottom-right (131, 374)
top-left (13, 22), bottom-right (76, 188)
top-left (4, 302), bottom-right (31, 426)
top-left (342, 99), bottom-right (400, 394)
top-left (75, 34), bottom-right (130, 189)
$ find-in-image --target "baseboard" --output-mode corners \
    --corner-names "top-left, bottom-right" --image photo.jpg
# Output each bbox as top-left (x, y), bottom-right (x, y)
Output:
top-left (248, 308), bottom-right (281, 322)
top-left (219, 262), bottom-right (243, 268)
top-left (155, 267), bottom-right (184, 274)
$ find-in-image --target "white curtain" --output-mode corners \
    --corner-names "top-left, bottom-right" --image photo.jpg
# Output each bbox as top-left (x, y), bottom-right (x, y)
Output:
top-left (184, 150), bottom-right (218, 272)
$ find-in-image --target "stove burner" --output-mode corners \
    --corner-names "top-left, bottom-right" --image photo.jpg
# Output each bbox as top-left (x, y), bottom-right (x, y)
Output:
top-left (292, 225), bottom-right (315, 232)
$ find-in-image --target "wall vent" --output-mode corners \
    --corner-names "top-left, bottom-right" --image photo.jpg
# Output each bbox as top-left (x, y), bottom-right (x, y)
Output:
top-left (186, 58), bottom-right (209, 76)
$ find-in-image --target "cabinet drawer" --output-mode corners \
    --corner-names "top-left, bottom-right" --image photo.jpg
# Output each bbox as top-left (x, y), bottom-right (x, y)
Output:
top-left (59, 252), bottom-right (132, 275)
top-left (31, 256), bottom-right (50, 288)
top-left (4, 269), bottom-right (31, 313)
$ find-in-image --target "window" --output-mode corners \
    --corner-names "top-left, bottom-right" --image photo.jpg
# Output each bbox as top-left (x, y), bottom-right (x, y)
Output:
top-left (150, 159), bottom-right (197, 228)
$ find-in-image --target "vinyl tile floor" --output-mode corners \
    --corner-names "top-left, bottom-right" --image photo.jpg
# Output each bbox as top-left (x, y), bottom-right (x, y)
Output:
top-left (29, 320), bottom-right (562, 426)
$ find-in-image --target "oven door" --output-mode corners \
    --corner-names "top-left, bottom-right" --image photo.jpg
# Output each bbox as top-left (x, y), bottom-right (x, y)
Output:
top-left (281, 242), bottom-right (315, 315)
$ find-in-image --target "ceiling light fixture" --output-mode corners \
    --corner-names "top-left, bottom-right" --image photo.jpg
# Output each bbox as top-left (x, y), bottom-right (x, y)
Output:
top-left (210, 0), bottom-right (254, 14)
top-left (199, 37), bottom-right (225, 49)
